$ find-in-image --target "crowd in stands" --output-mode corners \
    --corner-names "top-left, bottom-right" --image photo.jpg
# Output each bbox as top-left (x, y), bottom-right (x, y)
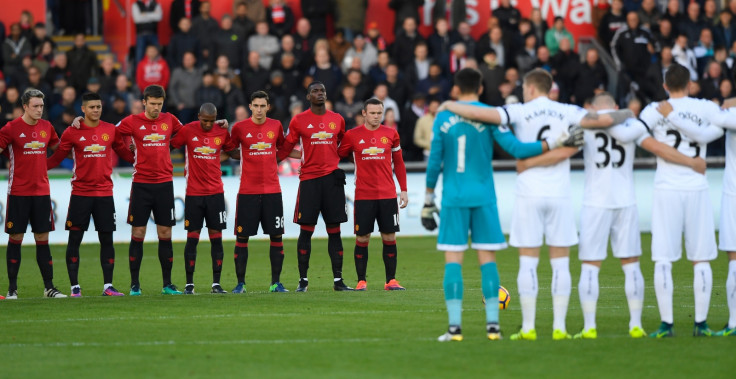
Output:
top-left (2, 0), bottom-right (735, 164)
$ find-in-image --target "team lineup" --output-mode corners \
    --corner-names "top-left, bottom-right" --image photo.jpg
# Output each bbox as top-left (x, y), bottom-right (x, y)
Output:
top-left (2, 65), bottom-right (735, 341)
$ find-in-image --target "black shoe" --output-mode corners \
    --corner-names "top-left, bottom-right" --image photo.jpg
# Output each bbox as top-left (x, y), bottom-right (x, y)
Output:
top-left (210, 284), bottom-right (227, 294)
top-left (296, 279), bottom-right (308, 292)
top-left (333, 279), bottom-right (354, 291)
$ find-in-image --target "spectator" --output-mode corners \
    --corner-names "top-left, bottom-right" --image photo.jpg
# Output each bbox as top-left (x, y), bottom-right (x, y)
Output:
top-left (169, 0), bottom-right (201, 33)
top-left (53, 107), bottom-right (78, 141)
top-left (30, 22), bottom-right (54, 55)
top-left (694, 28), bottom-right (715, 75)
top-left (534, 45), bottom-right (552, 72)
top-left (335, 0), bottom-right (366, 41)
top-left (22, 65), bottom-right (52, 101)
top-left (365, 22), bottom-right (388, 52)
top-left (264, 70), bottom-right (290, 124)
top-left (217, 74), bottom-right (245, 122)
top-left (1, 85), bottom-right (21, 124)
top-left (345, 68), bottom-right (371, 101)
top-left (301, 0), bottom-right (334, 38)
top-left (399, 93), bottom-right (425, 161)
top-left (216, 15), bottom-right (245, 70)
top-left (102, 94), bottom-right (129, 125)
top-left (654, 17), bottom-right (676, 48)
top-left (195, 71), bottom-right (224, 110)
top-left (638, 0), bottom-right (662, 32)
top-left (451, 21), bottom-right (477, 59)
top-left (612, 12), bottom-right (655, 95)
top-left (661, 0), bottom-right (685, 29)
top-left (329, 30), bottom-right (351, 65)
top-left (169, 51), bottom-right (201, 123)
top-left (714, 45), bottom-right (733, 75)
top-left (415, 63), bottom-right (451, 101)
top-left (388, 0), bottom-right (423, 33)
top-left (136, 45), bottom-right (170, 90)
top-left (49, 85), bottom-right (81, 122)
top-left (241, 51), bottom-right (269, 98)
top-left (679, 2), bottom-right (706, 46)
top-left (672, 33), bottom-right (699, 80)
top-left (277, 52), bottom-right (300, 93)
top-left (214, 55), bottom-right (242, 88)
top-left (248, 22), bottom-right (280, 70)
top-left (45, 52), bottom-right (72, 90)
top-left (477, 26), bottom-right (509, 68)
top-left (167, 17), bottom-right (199, 69)
top-left (428, 18), bottom-right (452, 73)
top-left (529, 8), bottom-right (548, 46)
top-left (307, 48), bottom-right (343, 102)
top-left (383, 107), bottom-right (398, 130)
top-left (505, 66), bottom-right (524, 100)
top-left (342, 34), bottom-right (378, 74)
top-left (448, 43), bottom-right (468, 74)
top-left (85, 77), bottom-right (102, 95)
top-left (234, 105), bottom-right (249, 123)
top-left (703, 0), bottom-right (718, 26)
top-left (642, 45), bottom-right (671, 101)
top-left (414, 97), bottom-right (439, 161)
top-left (0, 20), bottom-right (5, 46)
top-left (109, 73), bottom-right (137, 110)
top-left (293, 18), bottom-right (316, 69)
top-left (132, 0), bottom-right (163, 65)
top-left (266, 0), bottom-right (295, 38)
top-left (479, 50), bottom-right (505, 106)
top-left (372, 83), bottom-right (400, 122)
top-left (191, 1), bottom-right (220, 67)
top-left (236, 0), bottom-right (266, 23)
top-left (2, 23), bottom-right (31, 82)
top-left (335, 85), bottom-right (363, 130)
top-left (275, 34), bottom-right (303, 72)
top-left (233, 1), bottom-right (256, 40)
top-left (551, 38), bottom-right (579, 103)
top-left (392, 17), bottom-right (425, 71)
top-left (97, 55), bottom-right (120, 98)
top-left (369, 50), bottom-right (391, 85)
top-left (719, 77), bottom-right (734, 102)
top-left (495, 0), bottom-right (521, 35)
top-left (714, 11), bottom-right (736, 49)
top-left (700, 60), bottom-right (724, 100)
top-left (66, 33), bottom-right (97, 92)
top-left (600, 0), bottom-right (627, 51)
top-left (405, 41), bottom-right (432, 86)
top-left (33, 40), bottom-right (55, 76)
top-left (515, 33), bottom-right (538, 75)
top-left (572, 48), bottom-right (608, 106)
top-left (385, 62), bottom-right (411, 108)
top-left (545, 17), bottom-right (575, 55)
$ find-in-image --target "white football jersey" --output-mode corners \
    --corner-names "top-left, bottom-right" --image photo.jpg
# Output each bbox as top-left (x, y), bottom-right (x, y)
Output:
top-left (639, 97), bottom-right (727, 191)
top-left (505, 96), bottom-right (588, 197)
top-left (726, 130), bottom-right (736, 196)
top-left (582, 117), bottom-right (649, 208)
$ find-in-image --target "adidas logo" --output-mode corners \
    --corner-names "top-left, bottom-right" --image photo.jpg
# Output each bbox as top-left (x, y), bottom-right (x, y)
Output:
top-left (19, 133), bottom-right (26, 138)
top-left (246, 133), bottom-right (252, 138)
top-left (359, 139), bottom-right (365, 144)
top-left (192, 137), bottom-right (199, 141)
top-left (139, 125), bottom-right (146, 130)
top-left (79, 137), bottom-right (86, 141)
top-left (307, 124), bottom-right (314, 129)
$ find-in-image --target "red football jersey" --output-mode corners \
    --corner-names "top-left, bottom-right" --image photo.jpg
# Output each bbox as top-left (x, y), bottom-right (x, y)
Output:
top-left (278, 109), bottom-right (345, 181)
top-left (47, 121), bottom-right (134, 196)
top-left (338, 125), bottom-right (408, 200)
top-left (170, 121), bottom-right (235, 196)
top-left (230, 118), bottom-right (285, 194)
top-left (117, 112), bottom-right (183, 183)
top-left (0, 117), bottom-right (59, 196)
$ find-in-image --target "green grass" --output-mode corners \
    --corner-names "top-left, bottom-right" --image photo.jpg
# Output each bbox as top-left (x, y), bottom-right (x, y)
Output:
top-left (0, 234), bottom-right (733, 378)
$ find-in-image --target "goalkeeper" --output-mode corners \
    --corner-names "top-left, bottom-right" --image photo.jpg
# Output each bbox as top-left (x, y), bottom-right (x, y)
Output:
top-left (423, 68), bottom-right (584, 342)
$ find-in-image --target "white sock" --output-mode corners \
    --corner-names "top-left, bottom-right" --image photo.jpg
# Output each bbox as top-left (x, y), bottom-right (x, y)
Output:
top-left (517, 256), bottom-right (539, 332)
top-left (654, 261), bottom-right (674, 324)
top-left (578, 263), bottom-right (599, 331)
top-left (727, 260), bottom-right (736, 328)
top-left (551, 257), bottom-right (571, 332)
top-left (622, 262), bottom-right (644, 329)
top-left (104, 283), bottom-right (112, 290)
top-left (693, 262), bottom-right (713, 323)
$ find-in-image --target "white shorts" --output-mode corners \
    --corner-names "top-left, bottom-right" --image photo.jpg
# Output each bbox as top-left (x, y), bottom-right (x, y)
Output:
top-left (578, 205), bottom-right (641, 261)
top-left (651, 189), bottom-right (718, 262)
top-left (719, 192), bottom-right (736, 251)
top-left (509, 196), bottom-right (578, 248)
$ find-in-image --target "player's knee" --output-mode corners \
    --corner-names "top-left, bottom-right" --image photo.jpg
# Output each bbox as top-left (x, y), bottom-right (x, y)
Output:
top-left (156, 226), bottom-right (172, 239)
top-left (270, 234), bottom-right (283, 241)
top-left (33, 232), bottom-right (49, 242)
top-left (380, 233), bottom-right (396, 243)
top-left (9, 234), bottom-right (24, 243)
top-left (131, 227), bottom-right (146, 239)
top-left (207, 229), bottom-right (222, 238)
top-left (356, 234), bottom-right (371, 244)
top-left (619, 257), bottom-right (637, 266)
top-left (187, 231), bottom-right (201, 240)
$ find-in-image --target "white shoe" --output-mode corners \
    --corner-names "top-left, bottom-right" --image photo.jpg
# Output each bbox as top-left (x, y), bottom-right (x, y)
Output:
top-left (6, 290), bottom-right (18, 299)
top-left (44, 287), bottom-right (67, 298)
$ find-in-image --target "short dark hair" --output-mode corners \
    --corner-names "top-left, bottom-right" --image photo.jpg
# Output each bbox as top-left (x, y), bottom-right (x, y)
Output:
top-left (142, 85), bottom-right (166, 101)
top-left (21, 88), bottom-right (45, 105)
top-left (664, 63), bottom-right (690, 91)
top-left (81, 92), bottom-right (102, 104)
top-left (523, 68), bottom-right (553, 94)
top-left (250, 90), bottom-right (270, 104)
top-left (199, 102), bottom-right (217, 115)
top-left (454, 68), bottom-right (482, 95)
top-left (307, 81), bottom-right (325, 92)
top-left (363, 98), bottom-right (383, 110)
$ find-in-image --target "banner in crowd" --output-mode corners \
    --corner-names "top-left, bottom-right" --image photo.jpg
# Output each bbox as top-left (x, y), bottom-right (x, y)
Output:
top-left (0, 169), bottom-right (724, 245)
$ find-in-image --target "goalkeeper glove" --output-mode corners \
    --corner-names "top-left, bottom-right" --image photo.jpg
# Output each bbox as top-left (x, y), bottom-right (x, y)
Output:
top-left (421, 193), bottom-right (439, 231)
top-left (547, 124), bottom-right (584, 149)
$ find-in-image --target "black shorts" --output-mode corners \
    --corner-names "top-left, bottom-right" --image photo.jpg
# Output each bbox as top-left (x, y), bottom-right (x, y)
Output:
top-left (185, 193), bottom-right (227, 231)
top-left (294, 169), bottom-right (347, 225)
top-left (353, 199), bottom-right (400, 235)
top-left (235, 193), bottom-right (284, 237)
top-left (128, 182), bottom-right (176, 227)
top-left (5, 195), bottom-right (54, 234)
top-left (66, 195), bottom-right (116, 232)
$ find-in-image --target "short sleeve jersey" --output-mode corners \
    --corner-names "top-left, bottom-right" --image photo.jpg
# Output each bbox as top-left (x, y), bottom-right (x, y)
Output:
top-left (229, 118), bottom-right (285, 195)
top-left (170, 121), bottom-right (234, 196)
top-left (0, 117), bottom-right (59, 196)
top-left (338, 125), bottom-right (403, 200)
top-left (116, 112), bottom-right (183, 183)
top-left (282, 109), bottom-right (345, 181)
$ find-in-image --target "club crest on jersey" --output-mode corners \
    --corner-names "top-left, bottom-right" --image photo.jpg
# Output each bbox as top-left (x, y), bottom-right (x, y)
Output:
top-left (381, 136), bottom-right (390, 145)
top-left (329, 122), bottom-right (337, 130)
top-left (194, 146), bottom-right (217, 155)
top-left (362, 147), bottom-right (385, 155)
top-left (40, 130), bottom-right (47, 138)
top-left (24, 141), bottom-right (45, 149)
top-left (66, 221), bottom-right (72, 227)
top-left (185, 220), bottom-right (189, 227)
top-left (311, 131), bottom-right (333, 140)
top-left (101, 133), bottom-right (110, 141)
top-left (250, 142), bottom-right (272, 150)
top-left (214, 137), bottom-right (222, 146)
top-left (161, 123), bottom-right (169, 131)
top-left (143, 133), bottom-right (166, 142)
top-left (84, 144), bottom-right (107, 153)
top-left (267, 131), bottom-right (275, 139)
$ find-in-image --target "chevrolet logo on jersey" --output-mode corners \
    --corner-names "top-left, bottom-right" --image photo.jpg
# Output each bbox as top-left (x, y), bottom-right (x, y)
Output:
top-left (362, 147), bottom-right (385, 155)
top-left (24, 141), bottom-right (45, 149)
top-left (250, 142), bottom-right (272, 151)
top-left (194, 146), bottom-right (217, 155)
top-left (143, 133), bottom-right (166, 142)
top-left (311, 131), bottom-right (333, 140)
top-left (83, 144), bottom-right (107, 153)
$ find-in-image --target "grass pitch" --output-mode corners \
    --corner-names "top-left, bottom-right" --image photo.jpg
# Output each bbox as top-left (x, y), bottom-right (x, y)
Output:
top-left (0, 234), bottom-right (733, 378)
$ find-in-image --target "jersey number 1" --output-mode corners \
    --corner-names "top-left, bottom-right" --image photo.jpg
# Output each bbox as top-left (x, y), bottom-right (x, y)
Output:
top-left (457, 135), bottom-right (466, 173)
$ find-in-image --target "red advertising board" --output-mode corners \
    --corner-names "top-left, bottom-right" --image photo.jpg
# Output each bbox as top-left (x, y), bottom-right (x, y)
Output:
top-left (0, 0), bottom-right (46, 35)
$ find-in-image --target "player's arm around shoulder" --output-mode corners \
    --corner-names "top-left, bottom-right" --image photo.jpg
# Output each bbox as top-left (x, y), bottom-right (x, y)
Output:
top-left (492, 124), bottom-right (547, 159)
top-left (439, 101), bottom-right (504, 124)
top-left (425, 111), bottom-right (449, 190)
top-left (47, 127), bottom-right (74, 169)
top-left (337, 129), bottom-right (354, 159)
top-left (656, 100), bottom-right (724, 144)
